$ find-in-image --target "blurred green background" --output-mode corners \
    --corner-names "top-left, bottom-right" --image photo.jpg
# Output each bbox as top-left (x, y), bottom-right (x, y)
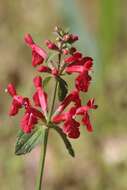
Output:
top-left (0, 0), bottom-right (127, 189)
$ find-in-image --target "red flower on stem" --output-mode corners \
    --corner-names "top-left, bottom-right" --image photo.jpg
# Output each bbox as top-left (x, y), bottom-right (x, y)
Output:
top-left (21, 98), bottom-right (44, 133)
top-left (65, 57), bottom-right (93, 92)
top-left (53, 107), bottom-right (80, 138)
top-left (37, 65), bottom-right (58, 77)
top-left (45, 40), bottom-right (59, 51)
top-left (55, 89), bottom-right (81, 114)
top-left (65, 52), bottom-right (82, 64)
top-left (7, 27), bottom-right (98, 190)
top-left (7, 28), bottom-right (97, 137)
top-left (33, 76), bottom-right (47, 116)
top-left (6, 83), bottom-right (23, 116)
top-left (24, 33), bottom-right (47, 67)
top-left (6, 84), bottom-right (44, 133)
top-left (76, 99), bottom-right (98, 132)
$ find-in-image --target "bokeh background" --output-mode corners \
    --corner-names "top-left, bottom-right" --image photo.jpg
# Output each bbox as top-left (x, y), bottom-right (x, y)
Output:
top-left (0, 0), bottom-right (127, 189)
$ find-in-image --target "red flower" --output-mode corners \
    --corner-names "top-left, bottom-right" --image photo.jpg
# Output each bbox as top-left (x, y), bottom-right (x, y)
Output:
top-left (45, 40), bottom-right (59, 51)
top-left (21, 112), bottom-right (37, 133)
top-left (6, 83), bottom-right (46, 133)
top-left (56, 89), bottom-right (81, 114)
top-left (53, 98), bottom-right (97, 137)
top-left (76, 72), bottom-right (91, 92)
top-left (76, 98), bottom-right (97, 114)
top-left (6, 84), bottom-right (23, 116)
top-left (53, 107), bottom-right (80, 138)
top-left (24, 33), bottom-right (47, 67)
top-left (64, 52), bottom-right (82, 64)
top-left (21, 98), bottom-right (44, 133)
top-left (33, 76), bottom-right (47, 115)
top-left (37, 65), bottom-right (51, 73)
top-left (63, 119), bottom-right (80, 138)
top-left (63, 34), bottom-right (79, 43)
top-left (66, 59), bottom-right (93, 73)
top-left (76, 98), bottom-right (97, 132)
top-left (72, 56), bottom-right (93, 66)
top-left (37, 65), bottom-right (58, 77)
top-left (65, 59), bottom-right (93, 92)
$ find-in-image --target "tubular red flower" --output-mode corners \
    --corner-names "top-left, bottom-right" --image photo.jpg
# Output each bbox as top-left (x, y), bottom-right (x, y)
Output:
top-left (37, 65), bottom-right (51, 73)
top-left (76, 98), bottom-right (97, 132)
top-left (56, 89), bottom-right (81, 114)
top-left (21, 112), bottom-right (38, 133)
top-left (33, 91), bottom-right (40, 107)
top-left (76, 72), bottom-right (91, 92)
top-left (70, 34), bottom-right (79, 42)
top-left (7, 83), bottom-right (16, 96)
top-left (63, 119), bottom-right (80, 138)
top-left (76, 98), bottom-right (97, 115)
top-left (63, 34), bottom-right (79, 43)
top-left (75, 57), bottom-right (93, 66)
top-left (21, 98), bottom-right (44, 133)
top-left (64, 52), bottom-right (82, 63)
top-left (24, 33), bottom-right (47, 67)
top-left (66, 60), bottom-right (93, 73)
top-left (7, 85), bottom-right (45, 132)
top-left (9, 99), bottom-right (22, 116)
top-left (66, 65), bottom-right (84, 73)
top-left (45, 40), bottom-right (58, 50)
top-left (6, 84), bottom-right (23, 116)
top-left (37, 65), bottom-right (58, 77)
top-left (53, 98), bottom-right (97, 136)
top-left (52, 107), bottom-right (80, 138)
top-left (65, 57), bottom-right (93, 92)
top-left (24, 33), bottom-right (34, 46)
top-left (52, 113), bottom-right (67, 123)
top-left (33, 76), bottom-right (42, 88)
top-left (33, 76), bottom-right (47, 114)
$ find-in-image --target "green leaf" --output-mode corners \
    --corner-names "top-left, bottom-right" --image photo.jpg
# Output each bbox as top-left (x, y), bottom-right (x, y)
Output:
top-left (43, 76), bottom-right (51, 90)
top-left (15, 126), bottom-right (44, 155)
top-left (57, 77), bottom-right (68, 101)
top-left (51, 124), bottom-right (75, 157)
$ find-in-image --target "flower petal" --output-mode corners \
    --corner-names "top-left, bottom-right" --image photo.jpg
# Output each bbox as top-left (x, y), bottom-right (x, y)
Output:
top-left (64, 52), bottom-right (82, 63)
top-left (82, 112), bottom-right (93, 132)
top-left (24, 33), bottom-right (34, 46)
top-left (7, 83), bottom-right (16, 96)
top-left (76, 73), bottom-right (91, 92)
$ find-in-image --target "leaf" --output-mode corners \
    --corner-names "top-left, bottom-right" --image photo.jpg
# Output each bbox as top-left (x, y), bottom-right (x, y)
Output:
top-left (51, 124), bottom-right (75, 157)
top-left (57, 77), bottom-right (68, 101)
top-left (43, 76), bottom-right (51, 90)
top-left (15, 125), bottom-right (44, 155)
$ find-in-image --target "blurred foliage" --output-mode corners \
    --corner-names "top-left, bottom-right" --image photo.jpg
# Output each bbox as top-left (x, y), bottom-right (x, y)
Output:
top-left (0, 0), bottom-right (127, 190)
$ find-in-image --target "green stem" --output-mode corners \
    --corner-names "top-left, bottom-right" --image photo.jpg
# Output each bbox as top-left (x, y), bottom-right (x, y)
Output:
top-left (49, 53), bottom-right (61, 119)
top-left (36, 128), bottom-right (49, 190)
top-left (36, 53), bottom-right (62, 190)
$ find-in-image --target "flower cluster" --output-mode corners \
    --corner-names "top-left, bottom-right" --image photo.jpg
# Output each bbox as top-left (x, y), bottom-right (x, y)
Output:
top-left (6, 26), bottom-right (97, 138)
